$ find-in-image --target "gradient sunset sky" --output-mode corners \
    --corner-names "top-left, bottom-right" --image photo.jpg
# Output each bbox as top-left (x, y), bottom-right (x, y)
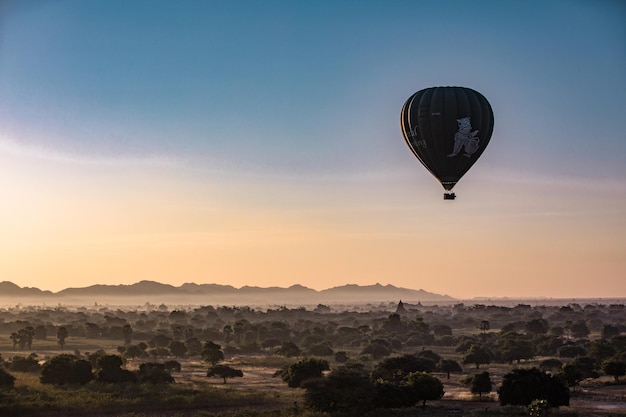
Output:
top-left (1, 0), bottom-right (624, 299)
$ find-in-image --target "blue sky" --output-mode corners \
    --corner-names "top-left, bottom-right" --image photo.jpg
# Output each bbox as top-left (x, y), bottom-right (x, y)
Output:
top-left (0, 0), bottom-right (625, 298)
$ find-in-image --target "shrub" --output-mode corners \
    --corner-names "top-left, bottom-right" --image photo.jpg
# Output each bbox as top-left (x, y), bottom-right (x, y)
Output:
top-left (281, 358), bottom-right (329, 388)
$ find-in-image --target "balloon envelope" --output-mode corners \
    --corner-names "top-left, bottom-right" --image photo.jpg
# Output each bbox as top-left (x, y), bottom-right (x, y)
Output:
top-left (400, 86), bottom-right (494, 193)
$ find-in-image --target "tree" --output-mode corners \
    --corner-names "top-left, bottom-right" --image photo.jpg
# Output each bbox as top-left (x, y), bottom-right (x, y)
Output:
top-left (550, 326), bottom-right (564, 337)
top-left (201, 341), bottom-right (224, 365)
top-left (418, 349), bottom-right (442, 363)
top-left (602, 359), bottom-right (626, 383)
top-left (532, 333), bottom-right (564, 356)
top-left (9, 332), bottom-right (19, 349)
top-left (136, 362), bottom-right (174, 384)
top-left (8, 354), bottom-right (41, 373)
top-left (17, 327), bottom-right (34, 350)
top-left (335, 351), bottom-right (348, 363)
top-left (96, 354), bottom-right (136, 383)
top-left (570, 320), bottom-right (590, 339)
top-left (163, 360), bottom-right (181, 373)
top-left (432, 324), bottom-right (452, 336)
top-left (207, 364), bottom-right (244, 384)
top-left (150, 334), bottom-right (173, 348)
top-left (34, 325), bottom-right (48, 340)
top-left (221, 324), bottom-right (233, 341)
top-left (438, 359), bottom-right (462, 379)
top-left (610, 335), bottom-right (626, 352)
top-left (361, 339), bottom-right (393, 360)
top-left (462, 344), bottom-right (492, 369)
top-left (122, 324), bottom-right (133, 345)
top-left (462, 371), bottom-right (492, 401)
top-left (526, 319), bottom-right (549, 335)
top-left (71, 359), bottom-right (94, 385)
top-left (148, 347), bottom-right (170, 360)
top-left (588, 339), bottom-right (617, 367)
top-left (539, 358), bottom-right (563, 372)
top-left (601, 324), bottom-right (620, 339)
top-left (374, 382), bottom-right (413, 408)
top-left (122, 344), bottom-right (145, 359)
top-left (307, 342), bottom-right (334, 356)
top-left (500, 338), bottom-right (535, 364)
top-left (57, 326), bottom-right (68, 348)
top-left (383, 313), bottom-right (404, 332)
top-left (406, 371), bottom-right (444, 408)
top-left (498, 368), bottom-right (569, 407)
top-left (302, 367), bottom-right (376, 415)
top-left (276, 341), bottom-right (301, 357)
top-left (558, 344), bottom-right (586, 358)
top-left (261, 338), bottom-right (281, 353)
top-left (479, 320), bottom-right (490, 334)
top-left (280, 358), bottom-right (329, 388)
top-left (85, 322), bottom-right (101, 338)
top-left (185, 337), bottom-right (203, 356)
top-left (371, 354), bottom-right (435, 384)
top-left (169, 341), bottom-right (187, 358)
top-left (40, 354), bottom-right (93, 386)
top-left (572, 356), bottom-right (600, 379)
top-left (558, 357), bottom-right (599, 393)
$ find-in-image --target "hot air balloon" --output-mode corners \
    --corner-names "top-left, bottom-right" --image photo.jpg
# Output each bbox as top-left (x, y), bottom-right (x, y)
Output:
top-left (400, 86), bottom-right (494, 200)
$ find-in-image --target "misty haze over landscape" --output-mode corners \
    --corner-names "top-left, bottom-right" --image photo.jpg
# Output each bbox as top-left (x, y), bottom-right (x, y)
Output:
top-left (2, 281), bottom-right (623, 309)
top-left (1, 280), bottom-right (456, 307)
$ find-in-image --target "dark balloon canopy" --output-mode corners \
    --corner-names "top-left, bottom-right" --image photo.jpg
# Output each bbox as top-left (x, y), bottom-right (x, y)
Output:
top-left (400, 86), bottom-right (494, 199)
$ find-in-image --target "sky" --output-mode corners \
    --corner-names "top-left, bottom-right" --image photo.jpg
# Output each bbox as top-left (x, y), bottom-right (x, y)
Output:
top-left (0, 0), bottom-right (625, 299)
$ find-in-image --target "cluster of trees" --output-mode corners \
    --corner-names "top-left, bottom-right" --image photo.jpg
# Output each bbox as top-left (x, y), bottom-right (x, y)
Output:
top-left (9, 325), bottom-right (69, 349)
top-left (0, 351), bottom-right (177, 387)
top-left (0, 339), bottom-right (242, 387)
top-left (276, 356), bottom-right (445, 413)
top-left (274, 355), bottom-right (570, 414)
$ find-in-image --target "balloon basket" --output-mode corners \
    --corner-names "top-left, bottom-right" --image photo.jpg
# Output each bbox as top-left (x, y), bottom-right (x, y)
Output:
top-left (443, 192), bottom-right (456, 200)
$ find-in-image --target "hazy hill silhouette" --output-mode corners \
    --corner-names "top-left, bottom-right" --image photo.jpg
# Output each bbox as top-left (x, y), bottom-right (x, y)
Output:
top-left (0, 280), bottom-right (455, 306)
top-left (0, 281), bottom-right (53, 297)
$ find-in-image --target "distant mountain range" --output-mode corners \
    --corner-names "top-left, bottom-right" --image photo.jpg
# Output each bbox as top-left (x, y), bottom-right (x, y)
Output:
top-left (0, 280), bottom-right (455, 305)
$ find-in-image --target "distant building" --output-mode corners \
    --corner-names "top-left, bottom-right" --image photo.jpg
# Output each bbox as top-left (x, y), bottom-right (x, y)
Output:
top-left (396, 300), bottom-right (407, 314)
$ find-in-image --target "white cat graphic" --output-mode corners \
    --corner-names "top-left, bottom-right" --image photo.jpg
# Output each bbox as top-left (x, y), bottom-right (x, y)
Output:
top-left (447, 117), bottom-right (479, 157)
